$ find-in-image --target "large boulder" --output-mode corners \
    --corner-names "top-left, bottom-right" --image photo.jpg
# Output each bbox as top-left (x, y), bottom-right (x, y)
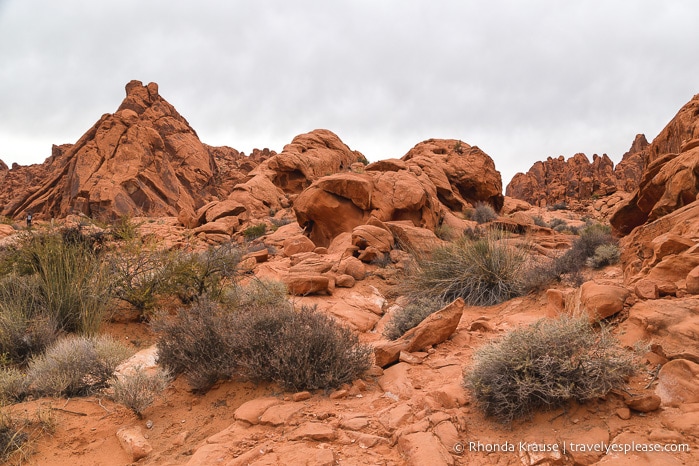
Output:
top-left (293, 170), bottom-right (441, 247)
top-left (401, 138), bottom-right (504, 212)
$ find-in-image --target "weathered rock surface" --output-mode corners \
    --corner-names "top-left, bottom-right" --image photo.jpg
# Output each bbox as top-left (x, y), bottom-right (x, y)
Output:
top-left (611, 94), bottom-right (699, 235)
top-left (3, 81), bottom-right (234, 221)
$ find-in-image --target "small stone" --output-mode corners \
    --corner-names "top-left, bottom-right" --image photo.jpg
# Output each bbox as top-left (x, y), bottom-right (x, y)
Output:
top-left (616, 407), bottom-right (631, 420)
top-left (625, 393), bottom-right (661, 412)
top-left (329, 389), bottom-right (348, 399)
top-left (116, 426), bottom-right (152, 462)
top-left (145, 420), bottom-right (153, 429)
top-left (292, 391), bottom-right (312, 402)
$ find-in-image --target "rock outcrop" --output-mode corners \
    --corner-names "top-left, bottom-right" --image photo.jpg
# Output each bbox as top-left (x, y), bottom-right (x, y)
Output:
top-left (1, 81), bottom-right (267, 222)
top-left (506, 135), bottom-right (647, 208)
top-left (611, 94), bottom-right (699, 236)
top-left (293, 139), bottom-right (503, 247)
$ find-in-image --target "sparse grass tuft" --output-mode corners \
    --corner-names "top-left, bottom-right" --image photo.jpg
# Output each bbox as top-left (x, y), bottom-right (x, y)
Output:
top-left (0, 368), bottom-right (28, 404)
top-left (465, 315), bottom-right (636, 423)
top-left (408, 231), bottom-right (527, 306)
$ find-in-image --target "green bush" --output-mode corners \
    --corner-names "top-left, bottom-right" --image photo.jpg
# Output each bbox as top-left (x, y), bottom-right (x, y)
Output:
top-left (164, 243), bottom-right (242, 303)
top-left (242, 224), bottom-right (267, 241)
top-left (26, 335), bottom-right (133, 397)
top-left (470, 202), bottom-right (498, 224)
top-left (465, 315), bottom-right (636, 423)
top-left (383, 297), bottom-right (443, 340)
top-left (235, 305), bottom-right (373, 391)
top-left (109, 215), bottom-right (141, 242)
top-left (409, 232), bottom-right (526, 306)
top-left (109, 366), bottom-right (171, 418)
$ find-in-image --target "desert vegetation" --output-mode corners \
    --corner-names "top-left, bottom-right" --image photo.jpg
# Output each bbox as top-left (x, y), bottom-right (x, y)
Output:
top-left (465, 315), bottom-right (637, 423)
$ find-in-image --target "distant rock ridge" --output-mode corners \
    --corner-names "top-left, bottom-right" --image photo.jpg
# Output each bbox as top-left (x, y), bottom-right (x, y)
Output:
top-left (505, 135), bottom-right (647, 208)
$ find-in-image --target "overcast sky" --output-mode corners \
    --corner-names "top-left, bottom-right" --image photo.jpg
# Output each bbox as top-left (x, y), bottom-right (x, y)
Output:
top-left (1, 1), bottom-right (698, 185)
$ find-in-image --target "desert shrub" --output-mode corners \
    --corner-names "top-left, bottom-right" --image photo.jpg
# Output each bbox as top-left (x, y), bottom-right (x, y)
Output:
top-left (109, 366), bottom-right (171, 418)
top-left (109, 215), bottom-right (141, 242)
top-left (548, 218), bottom-right (568, 230)
top-left (383, 297), bottom-right (444, 340)
top-left (465, 315), bottom-right (636, 423)
top-left (242, 224), bottom-right (267, 241)
top-left (20, 232), bottom-right (110, 334)
top-left (164, 243), bottom-right (242, 303)
top-left (152, 298), bottom-right (239, 393)
top-left (409, 232), bottom-right (527, 306)
top-left (549, 202), bottom-right (568, 211)
top-left (0, 276), bottom-right (57, 365)
top-left (0, 412), bottom-right (28, 464)
top-left (26, 335), bottom-right (132, 397)
top-left (108, 244), bottom-right (170, 315)
top-left (470, 202), bottom-right (497, 224)
top-left (588, 244), bottom-right (621, 269)
top-left (532, 216), bottom-right (548, 228)
top-left (0, 368), bottom-right (28, 404)
top-left (434, 223), bottom-right (455, 241)
top-left (269, 217), bottom-right (292, 229)
top-left (222, 278), bottom-right (288, 310)
top-left (235, 305), bottom-right (373, 391)
top-left (523, 223), bottom-right (617, 291)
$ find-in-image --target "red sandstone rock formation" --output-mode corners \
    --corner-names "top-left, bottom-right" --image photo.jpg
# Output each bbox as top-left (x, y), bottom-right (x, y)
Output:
top-left (611, 94), bottom-right (699, 235)
top-left (292, 139), bottom-right (503, 247)
top-left (1, 81), bottom-right (269, 222)
top-left (506, 135), bottom-right (647, 208)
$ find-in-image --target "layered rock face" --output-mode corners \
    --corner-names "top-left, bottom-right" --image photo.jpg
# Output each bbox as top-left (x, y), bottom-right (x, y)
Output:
top-left (506, 135), bottom-right (647, 207)
top-left (1, 81), bottom-right (267, 221)
top-left (611, 94), bottom-right (699, 236)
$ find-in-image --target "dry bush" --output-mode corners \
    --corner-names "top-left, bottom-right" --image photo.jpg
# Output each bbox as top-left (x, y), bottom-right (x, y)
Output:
top-left (152, 298), bottom-right (239, 393)
top-left (0, 412), bottom-right (28, 464)
top-left (0, 276), bottom-right (57, 365)
top-left (470, 202), bottom-right (498, 224)
top-left (465, 315), bottom-right (636, 423)
top-left (26, 335), bottom-right (133, 397)
top-left (235, 305), bottom-right (373, 391)
top-left (0, 368), bottom-right (28, 404)
top-left (109, 366), bottom-right (171, 418)
top-left (523, 223), bottom-right (618, 291)
top-left (408, 231), bottom-right (527, 306)
top-left (383, 297), bottom-right (443, 340)
top-left (154, 285), bottom-right (372, 393)
top-left (588, 244), bottom-right (621, 269)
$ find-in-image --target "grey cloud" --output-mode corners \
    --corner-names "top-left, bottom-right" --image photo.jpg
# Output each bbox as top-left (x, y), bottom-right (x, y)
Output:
top-left (1, 0), bottom-right (698, 185)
